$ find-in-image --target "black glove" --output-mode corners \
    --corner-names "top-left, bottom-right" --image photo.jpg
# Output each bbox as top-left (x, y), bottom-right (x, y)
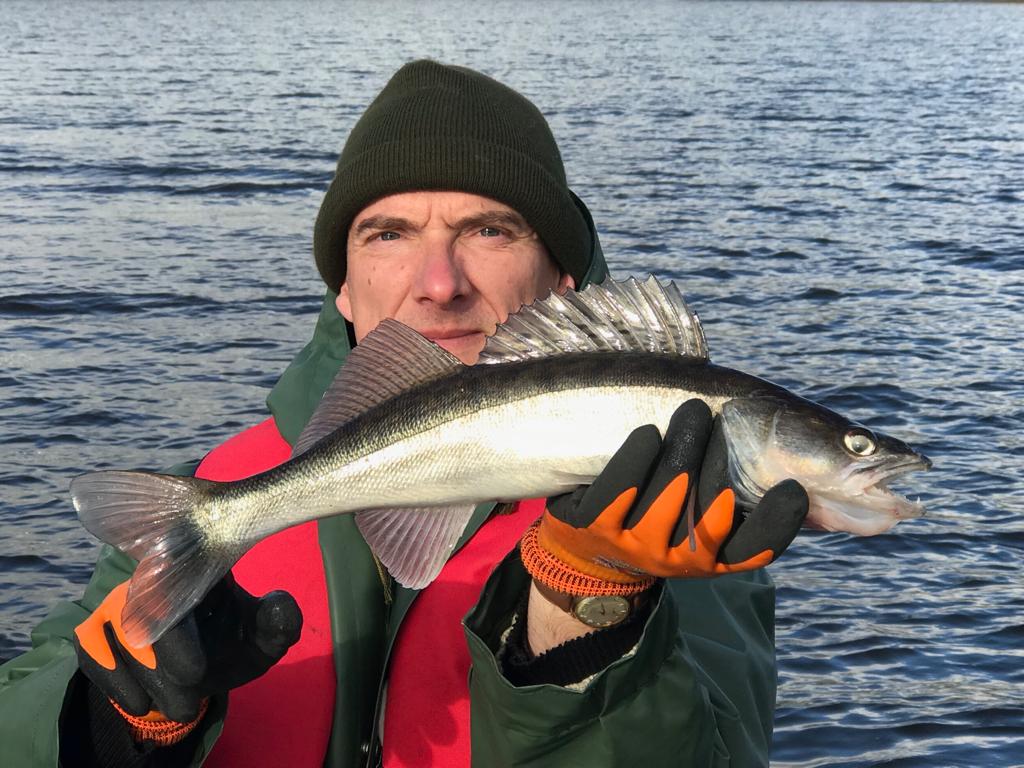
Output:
top-left (526, 399), bottom-right (809, 586)
top-left (73, 573), bottom-right (301, 724)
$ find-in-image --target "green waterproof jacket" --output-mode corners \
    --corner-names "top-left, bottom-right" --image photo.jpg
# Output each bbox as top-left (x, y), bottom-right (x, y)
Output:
top-left (0, 201), bottom-right (780, 767)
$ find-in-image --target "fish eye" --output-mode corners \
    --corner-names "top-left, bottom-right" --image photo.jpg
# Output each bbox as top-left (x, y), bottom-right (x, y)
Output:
top-left (843, 429), bottom-right (877, 457)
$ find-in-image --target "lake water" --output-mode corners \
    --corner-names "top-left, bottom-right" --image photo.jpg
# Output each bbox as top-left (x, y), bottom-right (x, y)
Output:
top-left (2, 1), bottom-right (1022, 765)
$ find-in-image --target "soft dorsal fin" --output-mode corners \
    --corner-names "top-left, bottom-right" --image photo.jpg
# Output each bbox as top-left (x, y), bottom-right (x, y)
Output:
top-left (477, 275), bottom-right (709, 365)
top-left (292, 319), bottom-right (463, 457)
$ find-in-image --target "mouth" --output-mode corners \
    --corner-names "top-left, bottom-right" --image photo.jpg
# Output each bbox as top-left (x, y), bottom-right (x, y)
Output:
top-left (419, 329), bottom-right (487, 363)
top-left (425, 331), bottom-right (484, 343)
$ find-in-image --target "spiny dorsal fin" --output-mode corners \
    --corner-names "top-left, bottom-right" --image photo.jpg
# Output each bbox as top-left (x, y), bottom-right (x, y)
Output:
top-left (355, 504), bottom-right (477, 588)
top-left (292, 319), bottom-right (463, 457)
top-left (477, 275), bottom-right (709, 365)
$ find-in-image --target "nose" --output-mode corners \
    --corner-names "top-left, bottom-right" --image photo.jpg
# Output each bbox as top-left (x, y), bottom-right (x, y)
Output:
top-left (412, 236), bottom-right (471, 306)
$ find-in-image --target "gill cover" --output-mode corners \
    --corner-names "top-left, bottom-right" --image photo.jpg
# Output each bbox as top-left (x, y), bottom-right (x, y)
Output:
top-left (719, 397), bottom-right (785, 508)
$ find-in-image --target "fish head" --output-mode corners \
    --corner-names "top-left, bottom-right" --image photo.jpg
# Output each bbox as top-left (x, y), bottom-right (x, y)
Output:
top-left (719, 394), bottom-right (932, 535)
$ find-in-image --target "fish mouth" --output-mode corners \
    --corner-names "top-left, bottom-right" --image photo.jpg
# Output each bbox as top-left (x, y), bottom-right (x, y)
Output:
top-left (851, 454), bottom-right (932, 518)
top-left (808, 453), bottom-right (932, 535)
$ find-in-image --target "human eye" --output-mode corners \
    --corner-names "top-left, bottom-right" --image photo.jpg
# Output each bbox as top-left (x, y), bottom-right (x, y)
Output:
top-left (479, 227), bottom-right (512, 239)
top-left (373, 230), bottom-right (401, 242)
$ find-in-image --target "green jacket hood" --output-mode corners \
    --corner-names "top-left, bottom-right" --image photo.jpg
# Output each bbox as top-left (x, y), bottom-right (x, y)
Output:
top-left (267, 193), bottom-right (609, 444)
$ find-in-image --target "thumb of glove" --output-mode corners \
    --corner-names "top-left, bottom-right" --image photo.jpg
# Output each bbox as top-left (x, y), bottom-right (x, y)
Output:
top-left (198, 581), bottom-right (303, 695)
top-left (697, 419), bottom-right (809, 566)
top-left (719, 479), bottom-right (808, 565)
top-left (249, 590), bottom-right (302, 660)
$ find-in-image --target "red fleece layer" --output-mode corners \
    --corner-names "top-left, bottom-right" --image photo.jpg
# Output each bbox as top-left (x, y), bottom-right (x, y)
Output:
top-left (382, 497), bottom-right (544, 767)
top-left (190, 417), bottom-right (542, 766)
top-left (197, 419), bottom-right (336, 768)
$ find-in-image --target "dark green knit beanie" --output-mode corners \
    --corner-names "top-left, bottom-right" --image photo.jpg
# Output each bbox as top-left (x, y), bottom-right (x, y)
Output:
top-left (313, 60), bottom-right (590, 290)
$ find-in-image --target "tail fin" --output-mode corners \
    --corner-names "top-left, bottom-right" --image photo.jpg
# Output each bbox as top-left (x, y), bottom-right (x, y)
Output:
top-left (70, 470), bottom-right (233, 646)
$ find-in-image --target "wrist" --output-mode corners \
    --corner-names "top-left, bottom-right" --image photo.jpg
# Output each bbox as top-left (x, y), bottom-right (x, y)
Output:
top-left (527, 580), bottom-right (654, 655)
top-left (526, 580), bottom-right (597, 654)
top-left (503, 582), bottom-right (653, 687)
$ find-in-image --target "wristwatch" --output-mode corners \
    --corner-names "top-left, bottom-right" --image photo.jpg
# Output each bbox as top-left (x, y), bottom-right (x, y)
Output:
top-left (570, 595), bottom-right (634, 628)
top-left (534, 581), bottom-right (648, 628)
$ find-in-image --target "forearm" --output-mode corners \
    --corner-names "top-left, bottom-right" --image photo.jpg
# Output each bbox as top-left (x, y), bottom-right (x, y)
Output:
top-left (502, 580), bottom-right (652, 689)
top-left (0, 460), bottom-right (218, 767)
top-left (465, 554), bottom-right (717, 765)
top-left (60, 672), bottom-right (210, 768)
top-left (0, 545), bottom-right (135, 768)
top-left (465, 552), bottom-right (778, 766)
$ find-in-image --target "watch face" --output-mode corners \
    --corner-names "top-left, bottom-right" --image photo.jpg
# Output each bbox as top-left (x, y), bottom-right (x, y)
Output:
top-left (572, 595), bottom-right (631, 628)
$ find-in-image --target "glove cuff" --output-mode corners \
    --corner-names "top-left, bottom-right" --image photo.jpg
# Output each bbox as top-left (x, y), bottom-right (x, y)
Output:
top-left (109, 697), bottom-right (209, 747)
top-left (520, 521), bottom-right (656, 597)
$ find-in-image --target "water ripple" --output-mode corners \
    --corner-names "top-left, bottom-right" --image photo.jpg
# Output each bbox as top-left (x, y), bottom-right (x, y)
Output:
top-left (2, 1), bottom-right (1023, 763)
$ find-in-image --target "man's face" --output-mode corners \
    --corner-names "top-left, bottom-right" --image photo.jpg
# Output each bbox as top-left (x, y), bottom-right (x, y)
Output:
top-left (337, 191), bottom-right (576, 364)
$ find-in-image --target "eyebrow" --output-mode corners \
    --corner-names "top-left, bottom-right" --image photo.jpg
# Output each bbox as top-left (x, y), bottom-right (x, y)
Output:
top-left (452, 210), bottom-right (533, 234)
top-left (352, 210), bottom-right (533, 236)
top-left (352, 215), bottom-right (416, 236)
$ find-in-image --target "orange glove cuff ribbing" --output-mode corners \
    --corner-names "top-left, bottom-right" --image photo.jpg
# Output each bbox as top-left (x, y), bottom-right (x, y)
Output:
top-left (110, 697), bottom-right (210, 747)
top-left (520, 521), bottom-right (657, 596)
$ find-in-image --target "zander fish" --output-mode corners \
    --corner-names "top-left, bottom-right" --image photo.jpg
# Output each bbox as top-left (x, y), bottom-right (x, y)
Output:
top-left (71, 276), bottom-right (931, 645)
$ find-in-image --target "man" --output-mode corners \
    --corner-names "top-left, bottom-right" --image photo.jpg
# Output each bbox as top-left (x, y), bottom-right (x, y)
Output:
top-left (0, 60), bottom-right (806, 767)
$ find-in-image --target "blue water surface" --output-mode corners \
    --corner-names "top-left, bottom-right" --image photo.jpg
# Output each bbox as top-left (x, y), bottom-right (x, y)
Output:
top-left (2, 2), bottom-right (1022, 766)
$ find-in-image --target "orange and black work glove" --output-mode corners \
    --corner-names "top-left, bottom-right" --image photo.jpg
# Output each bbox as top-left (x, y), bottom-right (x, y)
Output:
top-left (73, 573), bottom-right (301, 739)
top-left (521, 399), bottom-right (809, 596)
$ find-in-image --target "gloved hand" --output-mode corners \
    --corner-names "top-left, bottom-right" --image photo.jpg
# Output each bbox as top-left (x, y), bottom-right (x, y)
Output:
top-left (521, 399), bottom-right (808, 595)
top-left (73, 573), bottom-right (301, 729)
